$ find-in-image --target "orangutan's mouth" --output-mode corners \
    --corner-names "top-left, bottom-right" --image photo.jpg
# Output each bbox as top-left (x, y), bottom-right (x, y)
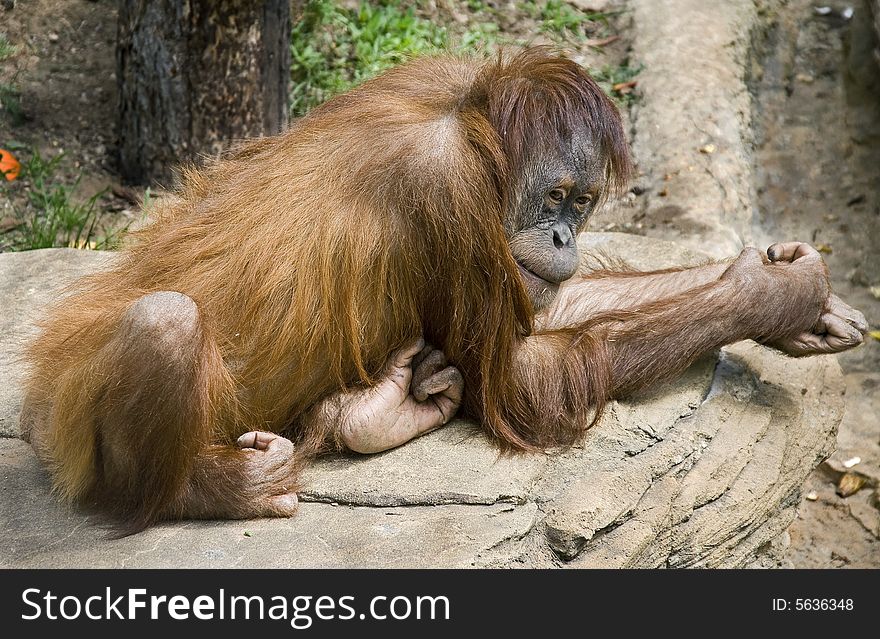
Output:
top-left (516, 262), bottom-right (560, 289)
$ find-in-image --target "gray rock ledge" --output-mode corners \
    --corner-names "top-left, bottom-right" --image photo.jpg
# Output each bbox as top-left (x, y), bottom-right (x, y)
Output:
top-left (0, 234), bottom-right (842, 567)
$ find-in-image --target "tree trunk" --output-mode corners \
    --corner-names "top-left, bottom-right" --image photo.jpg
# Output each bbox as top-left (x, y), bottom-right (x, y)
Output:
top-left (116, 0), bottom-right (291, 186)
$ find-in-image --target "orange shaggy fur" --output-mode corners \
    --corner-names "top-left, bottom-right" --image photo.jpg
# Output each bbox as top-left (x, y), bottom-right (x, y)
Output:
top-left (21, 48), bottom-right (631, 529)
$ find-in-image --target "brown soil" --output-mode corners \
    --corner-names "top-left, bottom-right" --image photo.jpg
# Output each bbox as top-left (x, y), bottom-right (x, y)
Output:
top-left (751, 0), bottom-right (880, 567)
top-left (0, 0), bottom-right (133, 228)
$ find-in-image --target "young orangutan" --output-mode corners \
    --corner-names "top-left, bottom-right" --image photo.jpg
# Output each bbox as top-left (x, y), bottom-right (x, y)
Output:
top-left (21, 49), bottom-right (867, 531)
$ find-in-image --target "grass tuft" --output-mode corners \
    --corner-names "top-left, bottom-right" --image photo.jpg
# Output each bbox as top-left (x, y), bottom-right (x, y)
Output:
top-left (0, 33), bottom-right (24, 125)
top-left (291, 0), bottom-right (447, 116)
top-left (0, 33), bottom-right (17, 61)
top-left (289, 1), bottom-right (624, 117)
top-left (593, 63), bottom-right (643, 106)
top-left (1, 148), bottom-right (120, 251)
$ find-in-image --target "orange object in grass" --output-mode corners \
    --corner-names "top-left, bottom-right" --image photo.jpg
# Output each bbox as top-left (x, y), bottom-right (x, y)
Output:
top-left (0, 148), bottom-right (21, 181)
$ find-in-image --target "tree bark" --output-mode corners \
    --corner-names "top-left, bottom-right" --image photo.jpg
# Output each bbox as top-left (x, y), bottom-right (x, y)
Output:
top-left (116, 0), bottom-right (291, 186)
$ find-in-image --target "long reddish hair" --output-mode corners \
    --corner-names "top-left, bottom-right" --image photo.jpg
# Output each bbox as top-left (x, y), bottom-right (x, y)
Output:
top-left (24, 48), bottom-right (631, 512)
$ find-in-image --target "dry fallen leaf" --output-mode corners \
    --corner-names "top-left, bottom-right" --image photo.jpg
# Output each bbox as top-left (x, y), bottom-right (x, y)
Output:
top-left (815, 243), bottom-right (833, 254)
top-left (837, 472), bottom-right (866, 498)
top-left (612, 80), bottom-right (637, 94)
top-left (869, 330), bottom-right (880, 342)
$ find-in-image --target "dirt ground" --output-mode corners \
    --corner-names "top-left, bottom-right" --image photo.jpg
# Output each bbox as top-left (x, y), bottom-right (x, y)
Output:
top-left (751, 0), bottom-right (879, 567)
top-left (0, 0), bottom-right (876, 567)
top-left (0, 0), bottom-right (130, 232)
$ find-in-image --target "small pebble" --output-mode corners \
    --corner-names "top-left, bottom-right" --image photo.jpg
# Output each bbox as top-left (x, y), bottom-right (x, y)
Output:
top-left (48, 32), bottom-right (59, 42)
top-left (837, 472), bottom-right (866, 498)
top-left (805, 491), bottom-right (818, 501)
top-left (842, 456), bottom-right (860, 469)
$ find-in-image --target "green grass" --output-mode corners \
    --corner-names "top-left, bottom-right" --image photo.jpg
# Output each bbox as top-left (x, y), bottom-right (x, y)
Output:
top-left (536, 0), bottom-right (587, 35)
top-left (519, 1), bottom-right (618, 40)
top-left (0, 33), bottom-right (16, 61)
top-left (289, 1), bottom-right (625, 117)
top-left (291, 0), bottom-right (444, 116)
top-left (290, 0), bottom-right (507, 116)
top-left (0, 81), bottom-right (24, 125)
top-left (0, 148), bottom-right (119, 251)
top-left (0, 33), bottom-right (23, 125)
top-left (593, 63), bottom-right (643, 106)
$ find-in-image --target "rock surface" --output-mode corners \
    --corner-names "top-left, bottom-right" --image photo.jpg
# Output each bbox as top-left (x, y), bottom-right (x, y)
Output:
top-left (872, 1), bottom-right (880, 65)
top-left (0, 235), bottom-right (844, 568)
top-left (0, 249), bottom-right (116, 438)
top-left (628, 0), bottom-right (771, 258)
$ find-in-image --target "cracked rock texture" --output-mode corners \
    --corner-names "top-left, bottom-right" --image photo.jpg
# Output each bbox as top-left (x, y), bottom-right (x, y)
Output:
top-left (0, 236), bottom-right (843, 568)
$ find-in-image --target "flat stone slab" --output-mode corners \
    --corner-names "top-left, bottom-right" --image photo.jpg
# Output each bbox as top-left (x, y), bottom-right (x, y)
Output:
top-left (302, 420), bottom-right (549, 507)
top-left (0, 248), bottom-right (116, 437)
top-left (0, 437), bottom-right (537, 569)
top-left (0, 234), bottom-right (844, 567)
